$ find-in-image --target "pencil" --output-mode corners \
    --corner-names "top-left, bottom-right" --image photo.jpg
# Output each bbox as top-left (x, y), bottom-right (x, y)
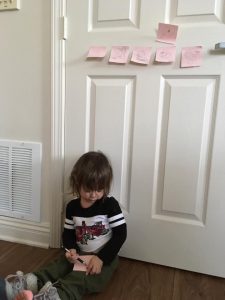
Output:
top-left (64, 248), bottom-right (86, 265)
top-left (76, 257), bottom-right (86, 265)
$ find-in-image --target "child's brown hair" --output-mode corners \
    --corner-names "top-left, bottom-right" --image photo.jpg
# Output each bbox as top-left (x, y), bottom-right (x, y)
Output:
top-left (70, 151), bottom-right (113, 197)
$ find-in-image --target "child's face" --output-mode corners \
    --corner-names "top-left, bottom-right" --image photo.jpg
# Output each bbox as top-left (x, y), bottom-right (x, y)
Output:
top-left (80, 186), bottom-right (104, 207)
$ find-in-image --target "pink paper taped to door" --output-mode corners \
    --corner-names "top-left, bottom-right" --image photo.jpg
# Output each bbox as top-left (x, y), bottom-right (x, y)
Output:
top-left (181, 46), bottom-right (203, 68)
top-left (87, 47), bottom-right (107, 58)
top-left (155, 46), bottom-right (176, 63)
top-left (156, 23), bottom-right (178, 44)
top-left (109, 46), bottom-right (130, 64)
top-left (130, 47), bottom-right (152, 65)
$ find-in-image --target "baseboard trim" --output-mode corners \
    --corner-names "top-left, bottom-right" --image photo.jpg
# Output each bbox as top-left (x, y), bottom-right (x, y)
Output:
top-left (0, 217), bottom-right (50, 248)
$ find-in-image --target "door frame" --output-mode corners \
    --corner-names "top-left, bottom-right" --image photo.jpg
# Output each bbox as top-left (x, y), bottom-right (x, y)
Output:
top-left (50, 0), bottom-right (66, 247)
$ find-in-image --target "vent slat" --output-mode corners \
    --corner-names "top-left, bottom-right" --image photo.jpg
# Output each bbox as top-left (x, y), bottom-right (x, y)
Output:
top-left (0, 193), bottom-right (9, 198)
top-left (0, 168), bottom-right (10, 172)
top-left (0, 186), bottom-right (10, 191)
top-left (12, 189), bottom-right (32, 195)
top-left (12, 182), bottom-right (32, 187)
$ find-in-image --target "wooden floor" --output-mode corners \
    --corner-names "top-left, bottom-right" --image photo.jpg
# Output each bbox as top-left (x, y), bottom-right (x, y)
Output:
top-left (1, 241), bottom-right (225, 300)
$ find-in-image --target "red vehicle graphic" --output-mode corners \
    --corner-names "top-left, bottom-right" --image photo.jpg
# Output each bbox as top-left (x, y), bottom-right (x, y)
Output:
top-left (76, 221), bottom-right (109, 244)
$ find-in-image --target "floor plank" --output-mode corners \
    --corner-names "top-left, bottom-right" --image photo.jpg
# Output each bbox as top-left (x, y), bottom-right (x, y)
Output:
top-left (173, 269), bottom-right (225, 300)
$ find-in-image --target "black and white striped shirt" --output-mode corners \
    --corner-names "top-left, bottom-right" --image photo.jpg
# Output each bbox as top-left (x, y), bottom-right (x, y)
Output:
top-left (63, 196), bottom-right (127, 265)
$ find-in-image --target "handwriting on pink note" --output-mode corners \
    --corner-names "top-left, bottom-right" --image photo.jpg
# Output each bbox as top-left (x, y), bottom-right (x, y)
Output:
top-left (181, 46), bottom-right (203, 68)
top-left (156, 23), bottom-right (178, 45)
top-left (109, 46), bottom-right (130, 64)
top-left (131, 47), bottom-right (151, 65)
top-left (155, 46), bottom-right (176, 63)
top-left (87, 46), bottom-right (107, 58)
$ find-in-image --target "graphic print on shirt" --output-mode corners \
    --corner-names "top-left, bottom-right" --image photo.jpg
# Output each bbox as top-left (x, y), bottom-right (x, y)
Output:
top-left (76, 220), bottom-right (109, 245)
top-left (74, 215), bottom-right (112, 252)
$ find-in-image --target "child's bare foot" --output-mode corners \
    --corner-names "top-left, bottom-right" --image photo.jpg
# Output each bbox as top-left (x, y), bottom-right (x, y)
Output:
top-left (14, 290), bottom-right (33, 300)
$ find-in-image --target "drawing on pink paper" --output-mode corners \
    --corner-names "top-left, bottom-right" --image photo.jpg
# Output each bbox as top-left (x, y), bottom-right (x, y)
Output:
top-left (87, 46), bottom-right (107, 58)
top-left (109, 46), bottom-right (130, 64)
top-left (156, 23), bottom-right (178, 44)
top-left (131, 47), bottom-right (151, 65)
top-left (155, 46), bottom-right (176, 63)
top-left (181, 46), bottom-right (203, 68)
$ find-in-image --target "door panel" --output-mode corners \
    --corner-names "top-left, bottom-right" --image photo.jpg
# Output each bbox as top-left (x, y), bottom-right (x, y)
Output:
top-left (86, 76), bottom-right (135, 209)
top-left (65, 0), bottom-right (225, 277)
top-left (154, 76), bottom-right (218, 221)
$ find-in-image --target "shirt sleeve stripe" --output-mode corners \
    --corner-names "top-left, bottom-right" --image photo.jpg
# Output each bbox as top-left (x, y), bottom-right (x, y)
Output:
top-left (108, 213), bottom-right (124, 222)
top-left (110, 219), bottom-right (126, 228)
top-left (64, 224), bottom-right (75, 229)
top-left (65, 218), bottom-right (74, 224)
top-left (109, 217), bottom-right (124, 224)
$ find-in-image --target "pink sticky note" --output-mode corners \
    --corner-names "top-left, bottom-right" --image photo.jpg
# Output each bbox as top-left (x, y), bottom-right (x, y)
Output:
top-left (156, 23), bottom-right (178, 44)
top-left (131, 47), bottom-right (151, 65)
top-left (87, 46), bottom-right (107, 58)
top-left (109, 46), bottom-right (130, 64)
top-left (73, 255), bottom-right (94, 272)
top-left (181, 46), bottom-right (203, 68)
top-left (155, 46), bottom-right (176, 63)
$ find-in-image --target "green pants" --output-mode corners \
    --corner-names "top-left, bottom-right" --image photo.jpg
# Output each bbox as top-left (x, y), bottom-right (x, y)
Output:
top-left (34, 255), bottom-right (119, 300)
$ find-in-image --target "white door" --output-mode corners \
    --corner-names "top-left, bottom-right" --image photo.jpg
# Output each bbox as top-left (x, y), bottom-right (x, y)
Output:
top-left (64, 0), bottom-right (225, 277)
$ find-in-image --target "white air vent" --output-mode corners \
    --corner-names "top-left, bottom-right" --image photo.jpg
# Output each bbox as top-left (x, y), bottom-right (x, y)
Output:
top-left (0, 140), bottom-right (42, 222)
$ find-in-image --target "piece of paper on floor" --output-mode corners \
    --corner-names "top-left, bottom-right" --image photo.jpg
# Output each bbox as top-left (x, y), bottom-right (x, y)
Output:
top-left (130, 47), bottom-right (151, 65)
top-left (181, 46), bottom-right (203, 68)
top-left (156, 23), bottom-right (178, 44)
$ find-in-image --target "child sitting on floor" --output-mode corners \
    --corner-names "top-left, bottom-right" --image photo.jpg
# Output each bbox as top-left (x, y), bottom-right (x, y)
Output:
top-left (0, 151), bottom-right (127, 300)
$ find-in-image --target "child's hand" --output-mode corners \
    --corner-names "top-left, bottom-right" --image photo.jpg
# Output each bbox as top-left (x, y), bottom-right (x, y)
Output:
top-left (86, 255), bottom-right (103, 275)
top-left (65, 248), bottom-right (78, 264)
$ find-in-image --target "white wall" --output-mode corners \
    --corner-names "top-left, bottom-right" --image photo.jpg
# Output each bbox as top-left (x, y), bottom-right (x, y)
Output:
top-left (0, 0), bottom-right (51, 247)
